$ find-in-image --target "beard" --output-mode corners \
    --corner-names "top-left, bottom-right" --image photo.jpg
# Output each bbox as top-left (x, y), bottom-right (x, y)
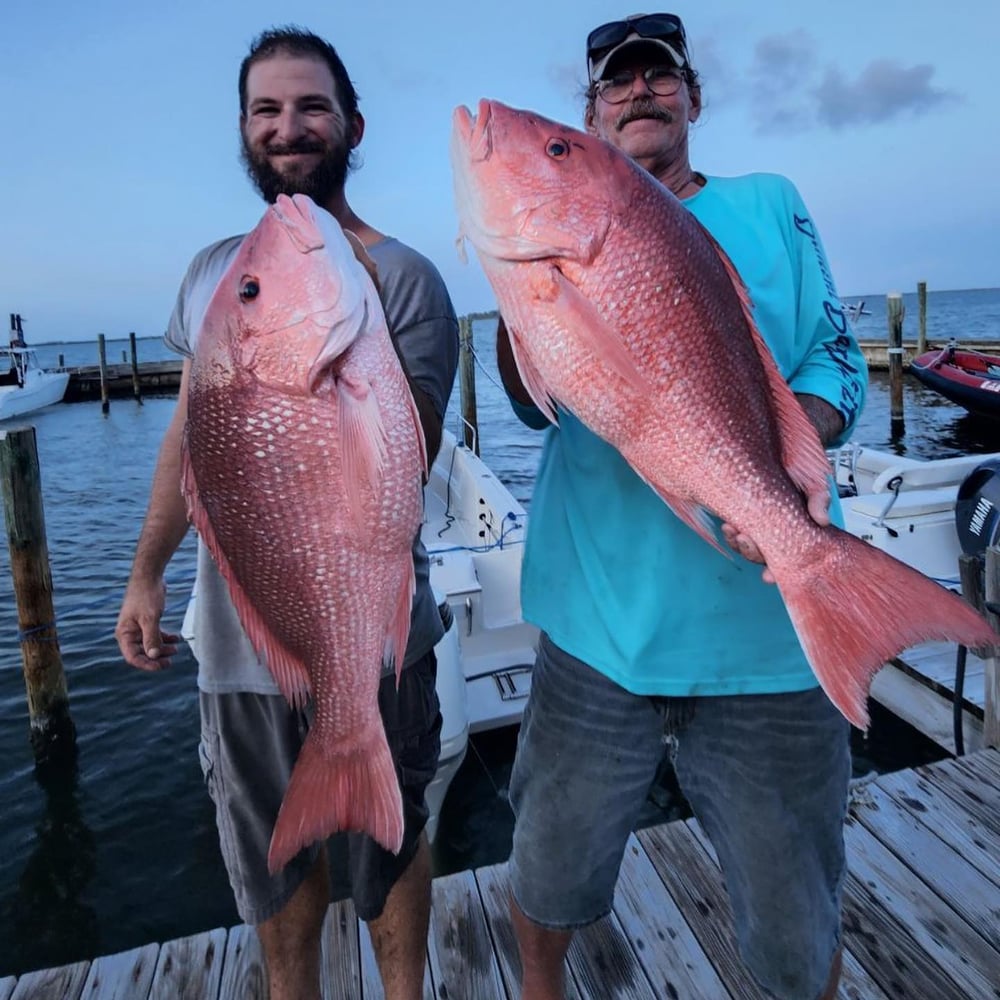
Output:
top-left (239, 132), bottom-right (353, 205)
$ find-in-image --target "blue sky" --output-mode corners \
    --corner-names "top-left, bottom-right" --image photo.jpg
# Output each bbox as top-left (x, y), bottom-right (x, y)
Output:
top-left (2, 0), bottom-right (997, 343)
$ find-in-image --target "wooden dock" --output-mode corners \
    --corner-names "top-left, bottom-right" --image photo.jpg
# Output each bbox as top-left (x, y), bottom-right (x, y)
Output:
top-left (857, 339), bottom-right (1000, 371)
top-left (63, 361), bottom-right (182, 402)
top-left (875, 641), bottom-right (993, 756)
top-left (3, 748), bottom-right (997, 999)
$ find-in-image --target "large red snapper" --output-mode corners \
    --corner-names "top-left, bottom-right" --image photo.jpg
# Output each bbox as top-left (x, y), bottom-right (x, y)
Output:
top-left (450, 99), bottom-right (994, 728)
top-left (181, 193), bottom-right (426, 872)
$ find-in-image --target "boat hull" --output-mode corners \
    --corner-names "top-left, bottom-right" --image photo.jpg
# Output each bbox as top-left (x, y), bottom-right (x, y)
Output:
top-left (911, 347), bottom-right (1000, 420)
top-left (0, 370), bottom-right (70, 421)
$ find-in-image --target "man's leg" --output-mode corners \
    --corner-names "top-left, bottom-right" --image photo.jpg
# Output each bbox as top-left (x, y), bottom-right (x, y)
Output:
top-left (257, 851), bottom-right (330, 1000)
top-left (346, 651), bottom-right (441, 1000)
top-left (819, 946), bottom-right (843, 1000)
top-left (198, 692), bottom-right (326, 999)
top-left (507, 635), bottom-right (667, 1000)
top-left (673, 687), bottom-right (851, 1000)
top-left (367, 833), bottom-right (432, 1000)
top-left (510, 896), bottom-right (574, 1000)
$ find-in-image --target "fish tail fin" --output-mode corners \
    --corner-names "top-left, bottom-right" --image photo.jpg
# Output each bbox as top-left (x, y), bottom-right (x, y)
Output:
top-left (777, 529), bottom-right (996, 731)
top-left (267, 723), bottom-right (404, 874)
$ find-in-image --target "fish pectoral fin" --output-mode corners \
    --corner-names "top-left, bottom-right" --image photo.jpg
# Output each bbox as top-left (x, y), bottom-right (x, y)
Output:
top-left (543, 266), bottom-right (652, 395)
top-left (506, 321), bottom-right (559, 424)
top-left (337, 372), bottom-right (389, 526)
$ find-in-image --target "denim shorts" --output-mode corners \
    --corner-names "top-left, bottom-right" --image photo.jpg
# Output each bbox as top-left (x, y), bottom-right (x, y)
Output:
top-left (198, 649), bottom-right (441, 924)
top-left (508, 634), bottom-right (850, 1000)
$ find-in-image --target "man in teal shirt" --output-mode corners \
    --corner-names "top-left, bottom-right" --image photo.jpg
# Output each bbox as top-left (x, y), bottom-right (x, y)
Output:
top-left (497, 13), bottom-right (867, 1000)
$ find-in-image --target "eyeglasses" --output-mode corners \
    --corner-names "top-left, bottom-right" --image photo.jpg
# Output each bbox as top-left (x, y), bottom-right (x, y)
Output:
top-left (586, 13), bottom-right (686, 63)
top-left (596, 66), bottom-right (685, 105)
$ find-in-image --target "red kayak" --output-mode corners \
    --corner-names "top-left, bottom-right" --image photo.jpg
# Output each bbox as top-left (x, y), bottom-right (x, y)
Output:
top-left (910, 345), bottom-right (1000, 420)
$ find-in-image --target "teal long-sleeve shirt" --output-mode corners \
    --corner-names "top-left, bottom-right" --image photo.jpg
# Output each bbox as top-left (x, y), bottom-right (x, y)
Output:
top-left (512, 172), bottom-right (868, 696)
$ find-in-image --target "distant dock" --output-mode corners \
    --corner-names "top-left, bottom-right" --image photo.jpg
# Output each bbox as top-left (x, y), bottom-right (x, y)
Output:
top-left (63, 361), bottom-right (182, 402)
top-left (857, 339), bottom-right (1000, 371)
top-left (56, 339), bottom-right (1000, 402)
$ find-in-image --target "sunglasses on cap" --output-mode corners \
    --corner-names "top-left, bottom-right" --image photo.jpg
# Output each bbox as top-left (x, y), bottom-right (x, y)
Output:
top-left (586, 13), bottom-right (687, 62)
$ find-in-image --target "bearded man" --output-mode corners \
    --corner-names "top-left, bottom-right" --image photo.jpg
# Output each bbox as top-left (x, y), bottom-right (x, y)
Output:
top-left (116, 27), bottom-right (458, 1000)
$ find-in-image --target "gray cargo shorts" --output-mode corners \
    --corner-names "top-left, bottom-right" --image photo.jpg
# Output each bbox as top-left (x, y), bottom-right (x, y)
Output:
top-left (509, 634), bottom-right (850, 1000)
top-left (198, 648), bottom-right (440, 924)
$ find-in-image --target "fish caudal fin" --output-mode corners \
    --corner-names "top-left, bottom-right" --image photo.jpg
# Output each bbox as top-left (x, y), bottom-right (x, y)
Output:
top-left (777, 529), bottom-right (996, 731)
top-left (267, 722), bottom-right (404, 874)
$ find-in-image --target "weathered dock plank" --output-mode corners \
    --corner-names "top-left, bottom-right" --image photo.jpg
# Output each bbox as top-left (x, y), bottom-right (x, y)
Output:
top-left (843, 815), bottom-right (1000, 999)
top-left (318, 899), bottom-right (361, 1000)
top-left (612, 833), bottom-right (729, 999)
top-left (78, 943), bottom-right (158, 1000)
top-left (8, 960), bottom-right (90, 1000)
top-left (850, 780), bottom-right (1000, 940)
top-left (924, 755), bottom-right (1000, 836)
top-left (638, 822), bottom-right (771, 1000)
top-left (148, 929), bottom-right (225, 1000)
top-left (217, 926), bottom-right (266, 1000)
top-left (568, 906), bottom-right (659, 999)
top-left (427, 869), bottom-right (506, 999)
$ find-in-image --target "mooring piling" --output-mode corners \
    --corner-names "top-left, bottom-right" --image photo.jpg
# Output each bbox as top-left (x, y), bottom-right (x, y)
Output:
top-left (0, 427), bottom-right (77, 770)
top-left (887, 292), bottom-right (905, 435)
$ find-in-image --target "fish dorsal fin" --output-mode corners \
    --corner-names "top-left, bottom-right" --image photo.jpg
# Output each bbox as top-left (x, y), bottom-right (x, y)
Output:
top-left (697, 223), bottom-right (832, 499)
top-left (180, 431), bottom-right (312, 707)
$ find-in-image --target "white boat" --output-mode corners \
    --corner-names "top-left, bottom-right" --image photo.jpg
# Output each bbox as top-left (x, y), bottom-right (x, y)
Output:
top-left (0, 346), bottom-right (70, 421)
top-left (181, 427), bottom-right (539, 842)
top-left (830, 443), bottom-right (1000, 582)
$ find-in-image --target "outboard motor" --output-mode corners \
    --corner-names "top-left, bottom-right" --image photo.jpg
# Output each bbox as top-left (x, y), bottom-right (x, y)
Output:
top-left (955, 458), bottom-right (1000, 556)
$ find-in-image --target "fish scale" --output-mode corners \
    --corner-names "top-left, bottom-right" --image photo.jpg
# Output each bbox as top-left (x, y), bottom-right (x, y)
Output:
top-left (182, 193), bottom-right (426, 872)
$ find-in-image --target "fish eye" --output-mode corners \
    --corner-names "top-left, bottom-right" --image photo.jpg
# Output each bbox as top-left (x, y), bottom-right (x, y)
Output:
top-left (546, 138), bottom-right (570, 160)
top-left (240, 277), bottom-right (260, 302)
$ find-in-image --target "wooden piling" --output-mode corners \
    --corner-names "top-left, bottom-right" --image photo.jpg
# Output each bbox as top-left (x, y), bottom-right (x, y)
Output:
top-left (58, 354), bottom-right (64, 368)
top-left (982, 546), bottom-right (1000, 748)
top-left (887, 293), bottom-right (905, 434)
top-left (97, 334), bottom-right (110, 414)
top-left (0, 427), bottom-right (76, 768)
top-left (917, 281), bottom-right (928, 356)
top-left (458, 316), bottom-right (480, 456)
top-left (129, 332), bottom-right (143, 404)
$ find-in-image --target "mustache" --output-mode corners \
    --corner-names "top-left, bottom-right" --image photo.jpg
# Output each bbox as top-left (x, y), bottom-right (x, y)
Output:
top-left (616, 100), bottom-right (675, 130)
top-left (264, 139), bottom-right (327, 156)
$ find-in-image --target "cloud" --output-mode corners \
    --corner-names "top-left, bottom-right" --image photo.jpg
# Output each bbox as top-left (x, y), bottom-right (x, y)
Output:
top-left (724, 31), bottom-right (961, 134)
top-left (814, 60), bottom-right (954, 128)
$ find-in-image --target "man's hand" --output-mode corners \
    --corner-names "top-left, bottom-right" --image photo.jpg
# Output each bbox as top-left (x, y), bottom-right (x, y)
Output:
top-left (116, 577), bottom-right (179, 671)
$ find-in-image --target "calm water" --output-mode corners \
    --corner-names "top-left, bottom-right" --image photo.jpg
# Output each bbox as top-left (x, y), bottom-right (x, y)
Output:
top-left (2, 288), bottom-right (999, 976)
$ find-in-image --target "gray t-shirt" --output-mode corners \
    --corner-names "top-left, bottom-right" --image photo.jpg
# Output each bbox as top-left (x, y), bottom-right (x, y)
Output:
top-left (166, 232), bottom-right (459, 694)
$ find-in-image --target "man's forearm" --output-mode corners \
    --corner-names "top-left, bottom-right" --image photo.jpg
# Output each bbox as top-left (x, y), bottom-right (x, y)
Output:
top-left (796, 393), bottom-right (844, 447)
